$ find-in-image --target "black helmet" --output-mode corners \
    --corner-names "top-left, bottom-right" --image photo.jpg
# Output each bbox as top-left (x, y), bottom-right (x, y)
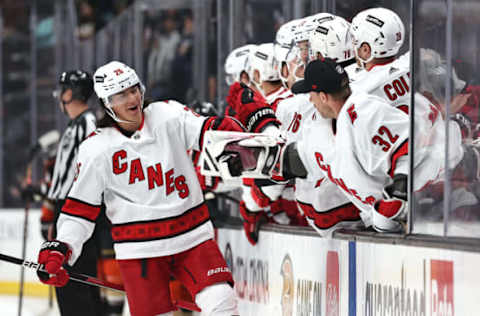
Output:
top-left (55, 70), bottom-right (94, 103)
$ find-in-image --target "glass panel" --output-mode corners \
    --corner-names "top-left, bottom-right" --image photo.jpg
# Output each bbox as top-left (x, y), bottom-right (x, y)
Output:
top-left (411, 1), bottom-right (452, 236)
top-left (446, 0), bottom-right (480, 237)
top-left (411, 0), bottom-right (480, 238)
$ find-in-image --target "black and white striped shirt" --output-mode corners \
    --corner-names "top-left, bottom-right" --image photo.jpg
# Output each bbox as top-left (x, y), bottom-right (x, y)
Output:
top-left (47, 110), bottom-right (96, 201)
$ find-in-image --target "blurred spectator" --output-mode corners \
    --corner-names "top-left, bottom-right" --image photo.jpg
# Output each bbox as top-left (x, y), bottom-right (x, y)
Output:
top-left (77, 1), bottom-right (95, 40)
top-left (171, 12), bottom-right (194, 102)
top-left (147, 12), bottom-right (181, 100)
top-left (91, 0), bottom-right (134, 30)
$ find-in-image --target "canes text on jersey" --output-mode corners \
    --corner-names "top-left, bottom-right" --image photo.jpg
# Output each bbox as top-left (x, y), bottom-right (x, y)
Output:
top-left (112, 150), bottom-right (189, 198)
top-left (314, 152), bottom-right (375, 206)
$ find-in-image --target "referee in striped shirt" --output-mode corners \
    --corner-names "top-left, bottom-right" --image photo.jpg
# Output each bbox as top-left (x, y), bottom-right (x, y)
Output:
top-left (47, 70), bottom-right (102, 316)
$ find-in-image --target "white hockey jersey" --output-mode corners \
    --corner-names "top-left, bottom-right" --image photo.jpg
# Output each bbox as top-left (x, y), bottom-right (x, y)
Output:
top-left (347, 54), bottom-right (463, 182)
top-left (276, 93), bottom-right (313, 142)
top-left (298, 92), bottom-right (411, 222)
top-left (264, 86), bottom-right (292, 110)
top-left (297, 91), bottom-right (456, 221)
top-left (278, 93), bottom-right (361, 235)
top-left (295, 115), bottom-right (362, 236)
top-left (349, 57), bottom-right (411, 112)
top-left (57, 101), bottom-right (214, 263)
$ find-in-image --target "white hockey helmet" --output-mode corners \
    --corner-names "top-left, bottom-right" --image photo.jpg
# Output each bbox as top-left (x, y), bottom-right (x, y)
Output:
top-left (275, 19), bottom-right (305, 86)
top-left (350, 7), bottom-right (405, 65)
top-left (276, 18), bottom-right (303, 48)
top-left (224, 44), bottom-right (257, 85)
top-left (293, 13), bottom-right (335, 44)
top-left (292, 13), bottom-right (336, 64)
top-left (247, 43), bottom-right (280, 90)
top-left (308, 16), bottom-right (354, 63)
top-left (94, 61), bottom-right (145, 123)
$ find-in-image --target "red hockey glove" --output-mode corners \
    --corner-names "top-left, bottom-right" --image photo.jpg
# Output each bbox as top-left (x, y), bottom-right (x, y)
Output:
top-left (37, 240), bottom-right (72, 287)
top-left (229, 83), bottom-right (279, 133)
top-left (239, 201), bottom-right (267, 246)
top-left (226, 82), bottom-right (243, 110)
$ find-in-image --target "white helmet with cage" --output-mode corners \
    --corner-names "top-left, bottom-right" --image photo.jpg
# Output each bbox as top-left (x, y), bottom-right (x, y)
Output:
top-left (224, 44), bottom-right (257, 85)
top-left (94, 61), bottom-right (145, 123)
top-left (350, 7), bottom-right (405, 65)
top-left (247, 43), bottom-right (280, 91)
top-left (289, 13), bottom-right (336, 82)
top-left (308, 15), bottom-right (354, 63)
top-left (275, 18), bottom-right (304, 86)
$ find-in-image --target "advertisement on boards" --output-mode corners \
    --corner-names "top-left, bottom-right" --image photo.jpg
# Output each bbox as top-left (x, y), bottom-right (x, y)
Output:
top-left (356, 242), bottom-right (480, 316)
top-left (216, 227), bottom-right (350, 316)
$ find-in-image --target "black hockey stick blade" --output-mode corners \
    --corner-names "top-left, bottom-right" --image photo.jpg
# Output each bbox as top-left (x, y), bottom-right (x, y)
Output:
top-left (0, 253), bottom-right (124, 293)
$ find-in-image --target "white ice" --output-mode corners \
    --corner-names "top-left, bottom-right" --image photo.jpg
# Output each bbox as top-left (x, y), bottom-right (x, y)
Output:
top-left (0, 295), bottom-right (60, 316)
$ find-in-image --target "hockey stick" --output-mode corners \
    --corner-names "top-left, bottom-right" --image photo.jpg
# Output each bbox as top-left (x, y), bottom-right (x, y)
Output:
top-left (18, 164), bottom-right (32, 316)
top-left (0, 253), bottom-right (124, 293)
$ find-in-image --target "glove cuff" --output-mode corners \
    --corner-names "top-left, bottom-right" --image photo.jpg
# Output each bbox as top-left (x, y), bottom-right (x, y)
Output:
top-left (245, 107), bottom-right (278, 132)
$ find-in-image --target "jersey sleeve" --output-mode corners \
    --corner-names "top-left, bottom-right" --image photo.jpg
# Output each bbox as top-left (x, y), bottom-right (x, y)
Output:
top-left (349, 100), bottom-right (409, 178)
top-left (168, 100), bottom-right (208, 151)
top-left (56, 139), bottom-right (106, 264)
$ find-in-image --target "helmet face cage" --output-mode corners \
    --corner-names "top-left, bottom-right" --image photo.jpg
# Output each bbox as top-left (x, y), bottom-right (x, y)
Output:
top-left (350, 8), bottom-right (405, 66)
top-left (275, 18), bottom-right (306, 87)
top-left (308, 16), bottom-right (354, 63)
top-left (94, 61), bottom-right (145, 123)
top-left (292, 14), bottom-right (335, 66)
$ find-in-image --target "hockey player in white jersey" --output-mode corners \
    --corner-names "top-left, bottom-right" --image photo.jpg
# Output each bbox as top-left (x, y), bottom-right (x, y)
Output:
top-left (238, 42), bottom-right (297, 244)
top-left (347, 8), bottom-right (469, 223)
top-left (247, 43), bottom-right (292, 107)
top-left (291, 15), bottom-right (365, 236)
top-left (36, 61), bottom-right (243, 316)
top-left (274, 18), bottom-right (304, 88)
top-left (290, 58), bottom-right (456, 231)
top-left (234, 20), bottom-right (310, 246)
top-left (242, 15), bottom-right (363, 240)
top-left (224, 44), bottom-right (257, 87)
top-left (348, 7), bottom-right (409, 110)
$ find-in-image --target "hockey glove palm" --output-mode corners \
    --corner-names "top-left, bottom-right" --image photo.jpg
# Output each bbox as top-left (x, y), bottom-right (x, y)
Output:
top-left (37, 240), bottom-right (72, 287)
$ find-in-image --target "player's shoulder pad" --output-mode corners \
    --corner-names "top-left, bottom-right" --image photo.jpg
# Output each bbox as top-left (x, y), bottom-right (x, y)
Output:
top-left (77, 128), bottom-right (109, 159)
top-left (148, 99), bottom-right (186, 110)
top-left (342, 92), bottom-right (391, 124)
top-left (277, 93), bottom-right (310, 109)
